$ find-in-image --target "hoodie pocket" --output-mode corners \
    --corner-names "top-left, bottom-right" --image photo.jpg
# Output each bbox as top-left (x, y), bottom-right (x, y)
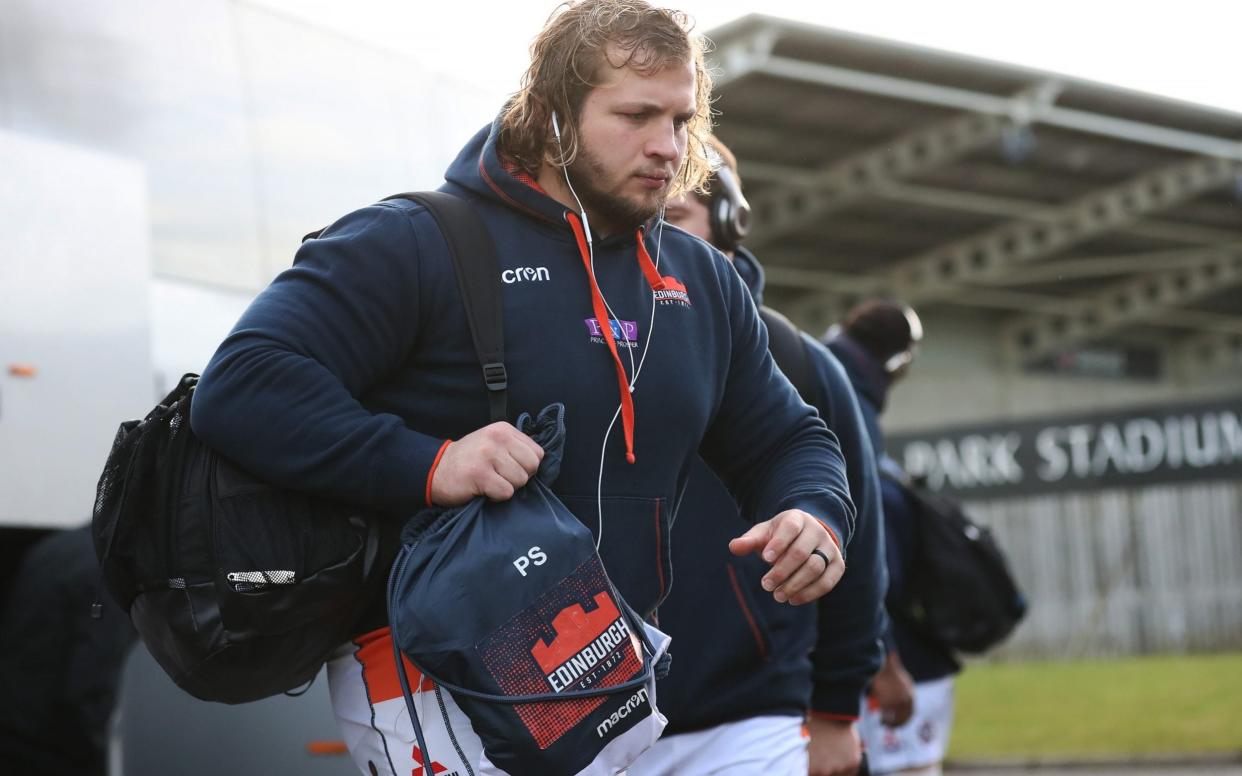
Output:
top-left (725, 559), bottom-right (773, 661)
top-left (559, 495), bottom-right (670, 618)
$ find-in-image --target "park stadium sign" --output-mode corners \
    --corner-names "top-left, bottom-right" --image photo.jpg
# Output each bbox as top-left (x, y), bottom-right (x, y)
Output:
top-left (887, 396), bottom-right (1242, 498)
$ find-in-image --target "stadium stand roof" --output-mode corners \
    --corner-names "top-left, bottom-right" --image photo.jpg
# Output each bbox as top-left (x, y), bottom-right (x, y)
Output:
top-left (705, 15), bottom-right (1242, 374)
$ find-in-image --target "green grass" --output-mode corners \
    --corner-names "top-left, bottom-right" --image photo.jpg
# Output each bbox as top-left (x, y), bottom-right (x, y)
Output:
top-left (949, 652), bottom-right (1242, 759)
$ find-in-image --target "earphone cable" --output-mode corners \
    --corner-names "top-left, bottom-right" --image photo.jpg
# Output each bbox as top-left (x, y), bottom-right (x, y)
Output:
top-left (594, 212), bottom-right (665, 550)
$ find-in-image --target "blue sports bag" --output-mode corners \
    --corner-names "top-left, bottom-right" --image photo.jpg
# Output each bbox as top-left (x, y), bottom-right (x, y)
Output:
top-left (387, 403), bottom-right (670, 775)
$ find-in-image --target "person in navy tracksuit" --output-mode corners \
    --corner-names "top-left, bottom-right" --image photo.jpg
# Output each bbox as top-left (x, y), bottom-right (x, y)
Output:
top-left (190, 2), bottom-right (854, 773)
top-left (827, 302), bottom-right (961, 775)
top-left (630, 139), bottom-right (887, 776)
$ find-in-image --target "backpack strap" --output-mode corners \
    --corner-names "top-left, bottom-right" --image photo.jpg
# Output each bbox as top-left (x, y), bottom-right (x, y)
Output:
top-left (759, 305), bottom-right (815, 403)
top-left (383, 192), bottom-right (508, 423)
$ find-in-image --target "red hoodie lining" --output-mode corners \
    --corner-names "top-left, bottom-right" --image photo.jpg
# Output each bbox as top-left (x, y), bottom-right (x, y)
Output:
top-left (500, 158), bottom-right (549, 194)
top-left (478, 157), bottom-right (550, 223)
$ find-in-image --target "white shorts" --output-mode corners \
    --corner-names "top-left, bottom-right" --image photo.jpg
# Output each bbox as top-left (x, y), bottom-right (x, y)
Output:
top-left (327, 626), bottom-right (484, 776)
top-left (858, 677), bottom-right (954, 774)
top-left (327, 625), bottom-right (670, 776)
top-left (627, 714), bottom-right (808, 776)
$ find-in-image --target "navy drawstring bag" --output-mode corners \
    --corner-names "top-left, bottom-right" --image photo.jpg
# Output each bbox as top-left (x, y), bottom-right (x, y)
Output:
top-left (387, 403), bottom-right (670, 775)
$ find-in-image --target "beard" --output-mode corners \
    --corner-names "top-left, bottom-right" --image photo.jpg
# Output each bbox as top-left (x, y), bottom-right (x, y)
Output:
top-left (567, 145), bottom-right (668, 232)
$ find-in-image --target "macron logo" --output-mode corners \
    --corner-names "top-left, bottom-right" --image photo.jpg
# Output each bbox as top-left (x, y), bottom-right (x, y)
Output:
top-left (595, 687), bottom-right (650, 738)
top-left (502, 267), bottom-right (550, 284)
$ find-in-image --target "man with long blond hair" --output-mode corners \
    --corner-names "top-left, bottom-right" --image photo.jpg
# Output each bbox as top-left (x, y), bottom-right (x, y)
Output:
top-left (192, 2), bottom-right (855, 773)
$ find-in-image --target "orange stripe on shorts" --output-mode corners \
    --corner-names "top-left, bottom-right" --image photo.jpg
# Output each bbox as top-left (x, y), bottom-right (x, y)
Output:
top-left (353, 626), bottom-right (434, 705)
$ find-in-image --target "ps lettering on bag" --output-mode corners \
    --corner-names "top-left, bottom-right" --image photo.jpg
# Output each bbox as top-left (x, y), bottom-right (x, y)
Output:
top-left (513, 546), bottom-right (548, 577)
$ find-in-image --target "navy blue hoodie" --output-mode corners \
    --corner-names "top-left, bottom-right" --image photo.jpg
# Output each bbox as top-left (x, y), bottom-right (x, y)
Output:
top-left (826, 334), bottom-right (959, 682)
top-left (190, 117), bottom-right (855, 632)
top-left (653, 248), bottom-right (887, 734)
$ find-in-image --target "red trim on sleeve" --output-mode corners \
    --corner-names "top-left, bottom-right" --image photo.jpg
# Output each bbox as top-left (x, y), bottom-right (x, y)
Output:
top-left (425, 439), bottom-right (453, 507)
top-left (809, 710), bottom-right (859, 722)
top-left (825, 525), bottom-right (842, 552)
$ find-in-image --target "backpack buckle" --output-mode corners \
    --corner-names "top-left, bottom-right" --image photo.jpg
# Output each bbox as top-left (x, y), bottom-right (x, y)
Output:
top-left (483, 362), bottom-right (508, 392)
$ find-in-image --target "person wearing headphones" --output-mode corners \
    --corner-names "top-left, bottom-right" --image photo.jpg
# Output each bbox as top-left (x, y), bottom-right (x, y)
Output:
top-left (628, 138), bottom-right (888, 776)
top-left (190, 2), bottom-right (856, 774)
top-left (826, 303), bottom-right (960, 776)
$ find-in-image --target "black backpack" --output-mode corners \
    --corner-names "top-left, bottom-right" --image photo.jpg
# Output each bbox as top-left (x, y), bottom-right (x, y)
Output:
top-left (759, 306), bottom-right (817, 405)
top-left (91, 374), bottom-right (384, 703)
top-left (91, 191), bottom-right (500, 703)
top-left (883, 468), bottom-right (1027, 655)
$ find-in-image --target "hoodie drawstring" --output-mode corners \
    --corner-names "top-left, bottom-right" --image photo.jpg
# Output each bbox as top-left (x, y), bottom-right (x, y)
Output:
top-left (635, 237), bottom-right (666, 292)
top-left (565, 213), bottom-right (662, 465)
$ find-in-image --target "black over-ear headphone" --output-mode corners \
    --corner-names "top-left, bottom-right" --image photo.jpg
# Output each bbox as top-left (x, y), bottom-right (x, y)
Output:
top-left (706, 151), bottom-right (752, 252)
top-left (883, 305), bottom-right (925, 374)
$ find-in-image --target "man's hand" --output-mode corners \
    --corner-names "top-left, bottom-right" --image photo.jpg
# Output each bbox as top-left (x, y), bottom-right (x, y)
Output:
top-left (807, 717), bottom-right (862, 776)
top-left (429, 422), bottom-right (544, 506)
top-left (728, 510), bottom-right (844, 605)
top-left (870, 652), bottom-right (915, 728)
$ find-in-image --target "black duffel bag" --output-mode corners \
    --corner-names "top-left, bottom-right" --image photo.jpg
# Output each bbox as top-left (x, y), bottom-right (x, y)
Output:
top-left (91, 374), bottom-right (383, 704)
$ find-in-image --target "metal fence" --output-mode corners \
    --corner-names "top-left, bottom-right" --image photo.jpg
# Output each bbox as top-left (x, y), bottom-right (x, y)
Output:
top-left (966, 478), bottom-right (1242, 659)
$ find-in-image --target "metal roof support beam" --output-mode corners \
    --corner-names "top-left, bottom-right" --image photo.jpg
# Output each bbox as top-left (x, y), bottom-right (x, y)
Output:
top-left (743, 84), bottom-right (1061, 248)
top-left (779, 293), bottom-right (844, 337)
top-left (889, 156), bottom-right (1242, 302)
top-left (742, 165), bottom-right (1240, 247)
top-left (709, 28), bottom-right (780, 89)
top-left (867, 181), bottom-right (1242, 247)
top-left (726, 49), bottom-right (1242, 161)
top-left (1003, 246), bottom-right (1242, 361)
top-left (759, 265), bottom-right (888, 295)
top-left (1177, 332), bottom-right (1242, 373)
top-left (1162, 309), bottom-right (1242, 336)
top-left (930, 289), bottom-right (1242, 335)
top-left (966, 250), bottom-right (1230, 287)
top-left (947, 288), bottom-right (1096, 316)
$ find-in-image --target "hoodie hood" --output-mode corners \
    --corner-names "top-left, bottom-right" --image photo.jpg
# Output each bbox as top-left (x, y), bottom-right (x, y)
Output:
top-left (445, 117), bottom-right (571, 229)
top-left (825, 332), bottom-right (891, 414)
top-left (443, 116), bottom-right (661, 246)
top-left (731, 245), bottom-right (765, 306)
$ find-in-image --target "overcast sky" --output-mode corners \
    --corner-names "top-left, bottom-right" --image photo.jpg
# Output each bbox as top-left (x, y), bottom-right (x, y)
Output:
top-left (251, 0), bottom-right (1242, 119)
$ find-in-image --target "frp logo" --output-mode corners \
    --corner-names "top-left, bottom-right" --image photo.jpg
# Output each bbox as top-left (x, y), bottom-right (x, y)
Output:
top-left (411, 745), bottom-right (458, 776)
top-left (654, 275), bottom-right (691, 307)
top-left (531, 592), bottom-right (631, 693)
top-left (585, 318), bottom-right (639, 348)
top-left (502, 266), bottom-right (550, 284)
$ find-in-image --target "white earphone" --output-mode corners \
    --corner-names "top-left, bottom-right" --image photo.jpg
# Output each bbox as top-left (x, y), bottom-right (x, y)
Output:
top-left (550, 109), bottom-right (667, 550)
top-left (552, 111), bottom-right (593, 246)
